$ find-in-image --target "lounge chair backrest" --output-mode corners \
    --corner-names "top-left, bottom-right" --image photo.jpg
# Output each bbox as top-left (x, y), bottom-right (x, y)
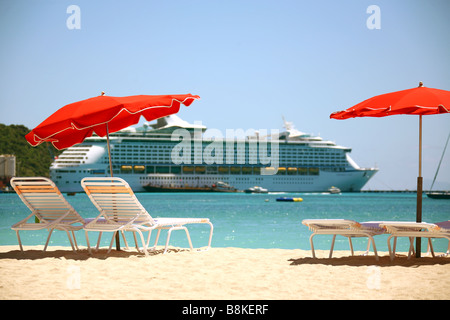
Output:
top-left (380, 221), bottom-right (433, 233)
top-left (81, 177), bottom-right (155, 225)
top-left (10, 177), bottom-right (83, 224)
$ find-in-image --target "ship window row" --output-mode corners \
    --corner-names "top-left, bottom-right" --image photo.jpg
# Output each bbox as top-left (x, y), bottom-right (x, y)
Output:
top-left (66, 148), bottom-right (91, 152)
top-left (114, 145), bottom-right (173, 150)
top-left (60, 153), bottom-right (88, 156)
top-left (113, 144), bottom-right (343, 154)
top-left (54, 160), bottom-right (82, 164)
top-left (109, 153), bottom-right (347, 162)
top-left (109, 160), bottom-right (347, 167)
top-left (110, 149), bottom-right (345, 161)
top-left (112, 148), bottom-right (342, 154)
top-left (281, 151), bottom-right (343, 155)
top-left (57, 157), bottom-right (85, 160)
top-left (107, 159), bottom-right (348, 167)
top-left (108, 165), bottom-right (347, 175)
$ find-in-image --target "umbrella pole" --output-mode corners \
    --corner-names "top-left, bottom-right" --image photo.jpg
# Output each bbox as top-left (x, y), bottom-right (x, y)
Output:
top-left (106, 126), bottom-right (114, 178)
top-left (106, 124), bottom-right (121, 251)
top-left (416, 115), bottom-right (423, 258)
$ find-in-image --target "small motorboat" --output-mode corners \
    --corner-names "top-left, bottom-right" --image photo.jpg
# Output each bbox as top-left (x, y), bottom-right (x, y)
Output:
top-left (276, 197), bottom-right (303, 202)
top-left (244, 186), bottom-right (268, 193)
top-left (328, 186), bottom-right (341, 194)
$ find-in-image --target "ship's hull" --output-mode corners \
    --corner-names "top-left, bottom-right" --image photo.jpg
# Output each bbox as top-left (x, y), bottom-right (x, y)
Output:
top-left (51, 167), bottom-right (376, 193)
top-left (426, 192), bottom-right (450, 199)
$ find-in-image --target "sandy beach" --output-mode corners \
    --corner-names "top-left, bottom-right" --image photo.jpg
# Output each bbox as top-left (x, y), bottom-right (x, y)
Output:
top-left (0, 245), bottom-right (449, 300)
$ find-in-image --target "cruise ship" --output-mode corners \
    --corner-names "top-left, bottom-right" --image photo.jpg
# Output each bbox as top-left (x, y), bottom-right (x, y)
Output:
top-left (49, 115), bottom-right (378, 193)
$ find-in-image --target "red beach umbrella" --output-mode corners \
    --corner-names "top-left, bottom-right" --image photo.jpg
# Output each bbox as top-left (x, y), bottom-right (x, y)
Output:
top-left (26, 92), bottom-right (200, 250)
top-left (26, 93), bottom-right (200, 150)
top-left (330, 82), bottom-right (450, 257)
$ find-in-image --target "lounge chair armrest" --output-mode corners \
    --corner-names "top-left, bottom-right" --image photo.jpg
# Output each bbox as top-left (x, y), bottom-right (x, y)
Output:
top-left (11, 212), bottom-right (40, 228)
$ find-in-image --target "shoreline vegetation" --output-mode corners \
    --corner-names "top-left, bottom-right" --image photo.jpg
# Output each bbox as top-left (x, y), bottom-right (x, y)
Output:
top-left (0, 124), bottom-right (60, 179)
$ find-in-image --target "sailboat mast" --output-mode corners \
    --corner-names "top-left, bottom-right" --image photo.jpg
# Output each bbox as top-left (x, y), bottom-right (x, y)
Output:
top-left (430, 132), bottom-right (450, 191)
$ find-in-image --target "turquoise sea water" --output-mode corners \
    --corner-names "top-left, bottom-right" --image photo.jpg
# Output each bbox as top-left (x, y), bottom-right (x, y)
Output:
top-left (0, 192), bottom-right (449, 253)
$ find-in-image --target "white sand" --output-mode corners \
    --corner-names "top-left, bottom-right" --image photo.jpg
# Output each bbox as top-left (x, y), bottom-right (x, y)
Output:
top-left (0, 245), bottom-right (449, 300)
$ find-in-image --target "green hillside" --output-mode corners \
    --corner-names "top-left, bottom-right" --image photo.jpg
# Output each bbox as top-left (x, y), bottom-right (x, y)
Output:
top-left (0, 124), bottom-right (61, 177)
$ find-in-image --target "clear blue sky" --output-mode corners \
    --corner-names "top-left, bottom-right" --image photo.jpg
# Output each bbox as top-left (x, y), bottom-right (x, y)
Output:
top-left (1, 0), bottom-right (449, 190)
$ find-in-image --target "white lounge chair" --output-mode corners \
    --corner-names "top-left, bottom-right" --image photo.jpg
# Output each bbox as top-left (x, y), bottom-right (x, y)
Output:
top-left (436, 220), bottom-right (450, 256)
top-left (10, 177), bottom-right (86, 252)
top-left (302, 219), bottom-right (385, 261)
top-left (81, 177), bottom-right (214, 255)
top-left (379, 221), bottom-right (450, 260)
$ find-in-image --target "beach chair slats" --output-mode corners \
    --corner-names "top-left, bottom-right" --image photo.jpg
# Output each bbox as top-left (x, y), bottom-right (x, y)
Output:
top-left (11, 178), bottom-right (83, 223)
top-left (81, 177), bottom-right (213, 255)
top-left (10, 177), bottom-right (86, 252)
top-left (84, 193), bottom-right (148, 224)
top-left (84, 185), bottom-right (133, 195)
top-left (82, 178), bottom-right (154, 226)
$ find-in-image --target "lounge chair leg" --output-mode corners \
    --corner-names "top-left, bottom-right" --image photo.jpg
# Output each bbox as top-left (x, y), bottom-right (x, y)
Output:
top-left (426, 239), bottom-right (432, 256)
top-left (96, 232), bottom-right (102, 251)
top-left (85, 231), bottom-right (92, 255)
top-left (393, 237), bottom-right (397, 256)
top-left (16, 231), bottom-right (24, 252)
top-left (309, 234), bottom-right (316, 258)
top-left (154, 229), bottom-right (162, 250)
top-left (44, 229), bottom-right (54, 251)
top-left (193, 222), bottom-right (214, 252)
top-left (366, 238), bottom-right (371, 255)
top-left (132, 232), bottom-right (139, 252)
top-left (164, 229), bottom-right (173, 254)
top-left (348, 237), bottom-right (354, 256)
top-left (65, 230), bottom-right (76, 252)
top-left (162, 226), bottom-right (193, 254)
top-left (121, 231), bottom-right (130, 250)
top-left (408, 237), bottom-right (415, 259)
top-left (145, 230), bottom-right (153, 249)
top-left (207, 221), bottom-right (214, 249)
top-left (329, 235), bottom-right (336, 258)
top-left (387, 235), bottom-right (395, 261)
top-left (183, 227), bottom-right (194, 251)
top-left (134, 229), bottom-right (149, 256)
top-left (436, 239), bottom-right (450, 257)
top-left (368, 235), bottom-right (379, 261)
top-left (108, 232), bottom-right (117, 253)
top-left (71, 231), bottom-right (79, 251)
top-left (427, 238), bottom-right (435, 257)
